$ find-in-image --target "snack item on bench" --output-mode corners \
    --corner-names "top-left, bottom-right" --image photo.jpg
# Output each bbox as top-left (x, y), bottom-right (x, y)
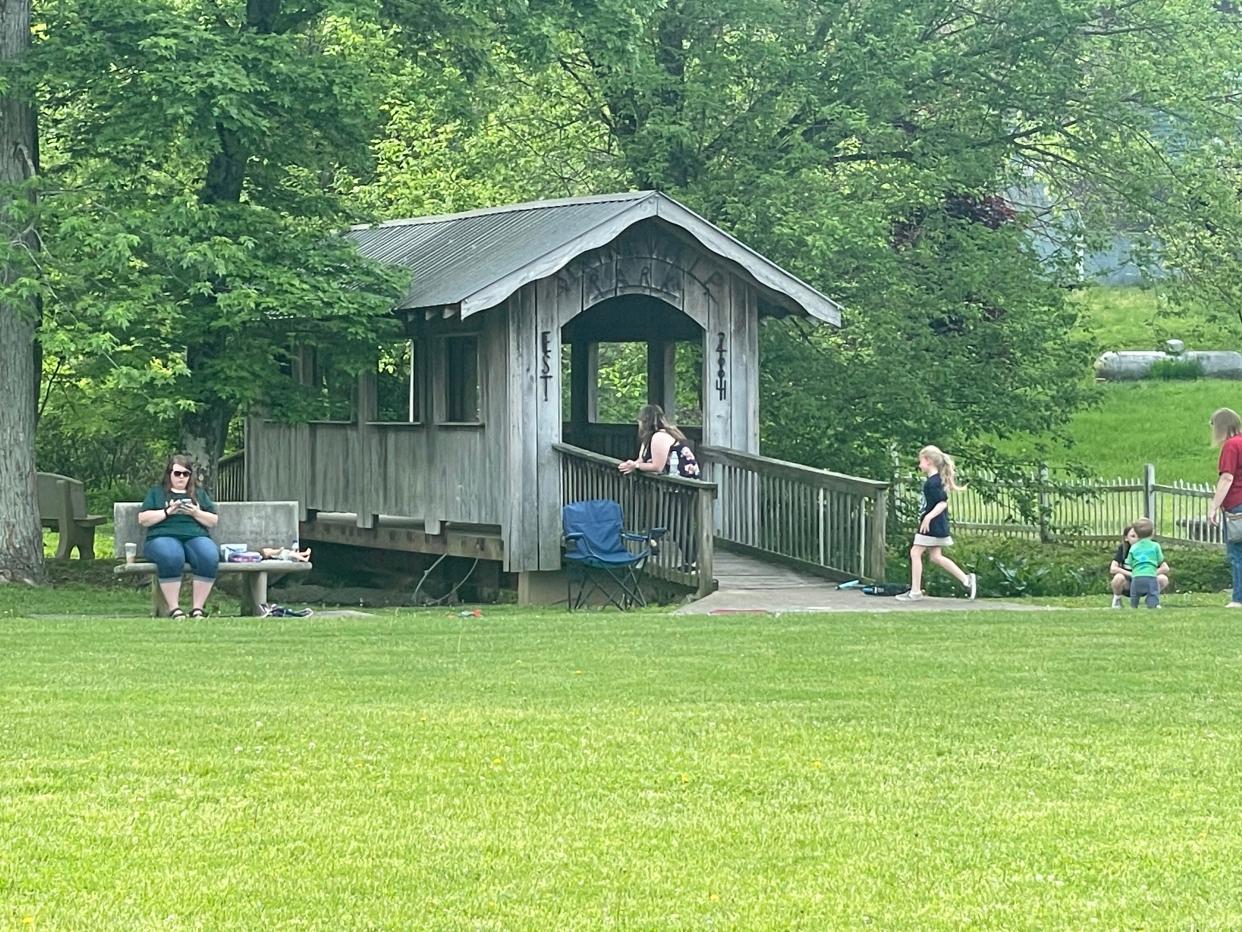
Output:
top-left (226, 550), bottom-right (263, 563)
top-left (259, 546), bottom-right (312, 562)
top-left (219, 543), bottom-right (248, 560)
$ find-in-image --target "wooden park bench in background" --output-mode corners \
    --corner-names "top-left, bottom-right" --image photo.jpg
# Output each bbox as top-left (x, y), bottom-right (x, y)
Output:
top-left (113, 501), bottom-right (313, 616)
top-left (38, 472), bottom-right (107, 560)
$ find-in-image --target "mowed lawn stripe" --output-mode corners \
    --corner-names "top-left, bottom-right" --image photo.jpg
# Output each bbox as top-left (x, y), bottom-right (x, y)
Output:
top-left (1, 611), bottom-right (1241, 929)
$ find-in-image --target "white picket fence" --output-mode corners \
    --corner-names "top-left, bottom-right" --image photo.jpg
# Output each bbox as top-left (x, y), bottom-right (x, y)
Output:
top-left (896, 464), bottom-right (1220, 545)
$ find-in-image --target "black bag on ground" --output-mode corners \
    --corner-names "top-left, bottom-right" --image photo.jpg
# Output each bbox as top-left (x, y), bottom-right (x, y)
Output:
top-left (861, 582), bottom-right (908, 596)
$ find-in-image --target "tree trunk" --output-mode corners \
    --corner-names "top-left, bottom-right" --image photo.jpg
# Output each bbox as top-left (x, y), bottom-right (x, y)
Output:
top-left (0, 0), bottom-right (44, 584)
top-left (179, 399), bottom-right (230, 495)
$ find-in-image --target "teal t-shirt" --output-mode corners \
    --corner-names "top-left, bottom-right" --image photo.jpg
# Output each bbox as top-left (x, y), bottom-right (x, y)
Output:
top-left (1125, 538), bottom-right (1164, 578)
top-left (141, 485), bottom-right (216, 541)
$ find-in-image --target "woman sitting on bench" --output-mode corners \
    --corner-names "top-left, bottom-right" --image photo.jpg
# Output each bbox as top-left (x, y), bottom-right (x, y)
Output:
top-left (138, 455), bottom-right (219, 619)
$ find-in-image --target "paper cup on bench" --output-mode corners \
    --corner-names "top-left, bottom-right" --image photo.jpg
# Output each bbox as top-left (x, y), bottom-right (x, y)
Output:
top-left (124, 542), bottom-right (137, 564)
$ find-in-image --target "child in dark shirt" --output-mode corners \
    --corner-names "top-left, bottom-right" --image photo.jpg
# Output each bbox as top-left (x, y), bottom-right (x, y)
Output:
top-left (895, 445), bottom-right (977, 602)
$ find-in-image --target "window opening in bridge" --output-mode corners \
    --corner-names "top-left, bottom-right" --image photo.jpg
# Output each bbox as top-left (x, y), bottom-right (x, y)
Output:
top-left (442, 334), bottom-right (480, 423)
top-left (595, 342), bottom-right (646, 422)
top-left (675, 340), bottom-right (703, 426)
top-left (376, 339), bottom-right (419, 423)
top-left (309, 348), bottom-right (355, 422)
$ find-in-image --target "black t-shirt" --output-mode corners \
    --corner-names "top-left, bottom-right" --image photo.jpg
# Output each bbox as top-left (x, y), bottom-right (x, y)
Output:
top-left (919, 474), bottom-right (950, 538)
top-left (1113, 542), bottom-right (1130, 568)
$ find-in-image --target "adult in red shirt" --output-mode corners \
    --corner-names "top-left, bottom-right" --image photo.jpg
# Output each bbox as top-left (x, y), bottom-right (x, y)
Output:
top-left (1207, 407), bottom-right (1242, 607)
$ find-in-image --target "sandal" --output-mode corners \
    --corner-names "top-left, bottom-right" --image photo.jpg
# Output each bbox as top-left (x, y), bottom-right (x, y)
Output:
top-left (169, 608), bottom-right (187, 620)
top-left (189, 608), bottom-right (206, 619)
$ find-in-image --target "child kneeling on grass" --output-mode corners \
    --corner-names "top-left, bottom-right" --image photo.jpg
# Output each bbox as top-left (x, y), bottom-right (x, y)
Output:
top-left (1109, 523), bottom-right (1169, 608)
top-left (1124, 518), bottom-right (1166, 609)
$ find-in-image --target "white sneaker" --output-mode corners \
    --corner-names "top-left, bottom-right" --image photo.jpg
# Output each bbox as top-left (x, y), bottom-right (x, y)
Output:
top-left (1227, 602), bottom-right (1242, 609)
top-left (966, 573), bottom-right (977, 600)
top-left (1111, 595), bottom-right (1122, 609)
top-left (894, 591), bottom-right (924, 602)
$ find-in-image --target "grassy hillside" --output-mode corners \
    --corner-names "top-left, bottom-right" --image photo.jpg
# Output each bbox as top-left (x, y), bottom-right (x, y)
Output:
top-left (1003, 379), bottom-right (1235, 481)
top-left (1069, 285), bottom-right (1239, 350)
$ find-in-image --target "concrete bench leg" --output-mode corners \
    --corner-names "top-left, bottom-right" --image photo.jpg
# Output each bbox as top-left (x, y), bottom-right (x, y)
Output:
top-left (150, 578), bottom-right (168, 618)
top-left (75, 525), bottom-right (97, 560)
top-left (239, 572), bottom-right (269, 616)
top-left (54, 524), bottom-right (72, 561)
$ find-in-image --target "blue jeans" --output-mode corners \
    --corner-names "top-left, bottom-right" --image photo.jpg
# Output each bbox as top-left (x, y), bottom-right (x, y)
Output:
top-left (143, 535), bottom-right (219, 583)
top-left (1228, 505), bottom-right (1242, 603)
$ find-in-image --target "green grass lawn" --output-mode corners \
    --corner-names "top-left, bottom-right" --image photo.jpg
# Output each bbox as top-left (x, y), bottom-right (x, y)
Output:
top-left (4, 582), bottom-right (1242, 928)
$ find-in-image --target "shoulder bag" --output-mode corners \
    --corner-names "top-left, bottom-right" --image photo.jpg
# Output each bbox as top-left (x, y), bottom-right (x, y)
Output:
top-left (1225, 511), bottom-right (1242, 544)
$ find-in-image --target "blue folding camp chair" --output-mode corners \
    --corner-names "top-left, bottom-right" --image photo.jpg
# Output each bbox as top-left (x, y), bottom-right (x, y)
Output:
top-left (563, 499), bottom-right (666, 610)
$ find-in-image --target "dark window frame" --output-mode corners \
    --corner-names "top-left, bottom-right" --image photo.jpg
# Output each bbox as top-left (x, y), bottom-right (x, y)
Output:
top-left (438, 333), bottom-right (483, 426)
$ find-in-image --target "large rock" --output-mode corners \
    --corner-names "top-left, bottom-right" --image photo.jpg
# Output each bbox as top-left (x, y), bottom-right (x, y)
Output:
top-left (1095, 350), bottom-right (1242, 380)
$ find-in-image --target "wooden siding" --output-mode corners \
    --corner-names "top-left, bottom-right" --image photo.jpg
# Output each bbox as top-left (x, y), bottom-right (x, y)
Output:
top-left (249, 311), bottom-right (510, 536)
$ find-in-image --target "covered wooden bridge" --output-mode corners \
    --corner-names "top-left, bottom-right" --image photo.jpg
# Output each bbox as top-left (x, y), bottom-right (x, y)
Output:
top-left (227, 191), bottom-right (888, 603)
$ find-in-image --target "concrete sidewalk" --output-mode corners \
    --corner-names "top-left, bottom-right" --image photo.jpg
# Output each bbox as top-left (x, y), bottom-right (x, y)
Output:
top-left (677, 550), bottom-right (1050, 615)
top-left (677, 586), bottom-right (1048, 615)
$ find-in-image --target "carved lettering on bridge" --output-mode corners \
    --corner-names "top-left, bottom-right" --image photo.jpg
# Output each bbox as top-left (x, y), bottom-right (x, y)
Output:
top-left (539, 330), bottom-right (553, 401)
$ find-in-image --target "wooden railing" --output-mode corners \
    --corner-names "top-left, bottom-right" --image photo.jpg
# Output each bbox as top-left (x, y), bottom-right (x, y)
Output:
top-left (216, 451), bottom-right (246, 502)
top-left (555, 442), bottom-right (717, 598)
top-left (699, 445), bottom-right (888, 582)
top-left (561, 422), bottom-right (703, 462)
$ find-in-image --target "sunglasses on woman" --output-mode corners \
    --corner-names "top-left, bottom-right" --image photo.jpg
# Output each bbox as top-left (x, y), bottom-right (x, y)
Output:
top-left (171, 469), bottom-right (191, 477)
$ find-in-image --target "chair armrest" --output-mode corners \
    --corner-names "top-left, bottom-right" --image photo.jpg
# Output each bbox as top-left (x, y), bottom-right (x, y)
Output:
top-left (623, 528), bottom-right (666, 542)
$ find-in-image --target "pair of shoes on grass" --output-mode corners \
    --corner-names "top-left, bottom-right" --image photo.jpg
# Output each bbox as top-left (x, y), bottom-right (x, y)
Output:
top-left (259, 602), bottom-right (313, 618)
top-left (168, 608), bottom-right (206, 620)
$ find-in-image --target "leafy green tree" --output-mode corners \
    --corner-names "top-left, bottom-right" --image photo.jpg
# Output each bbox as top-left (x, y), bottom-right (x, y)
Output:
top-left (29, 0), bottom-right (410, 485)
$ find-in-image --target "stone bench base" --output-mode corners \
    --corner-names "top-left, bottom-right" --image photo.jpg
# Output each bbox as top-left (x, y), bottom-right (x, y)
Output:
top-left (115, 561), bottom-right (313, 617)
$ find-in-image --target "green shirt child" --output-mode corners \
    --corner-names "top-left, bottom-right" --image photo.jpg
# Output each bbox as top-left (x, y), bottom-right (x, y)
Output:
top-left (1125, 538), bottom-right (1164, 578)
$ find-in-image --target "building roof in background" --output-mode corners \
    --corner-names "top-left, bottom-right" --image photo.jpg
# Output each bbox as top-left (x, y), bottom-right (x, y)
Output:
top-left (347, 191), bottom-right (842, 325)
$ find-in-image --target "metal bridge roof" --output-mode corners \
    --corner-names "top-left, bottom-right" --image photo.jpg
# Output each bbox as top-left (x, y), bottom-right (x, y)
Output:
top-left (347, 191), bottom-right (842, 324)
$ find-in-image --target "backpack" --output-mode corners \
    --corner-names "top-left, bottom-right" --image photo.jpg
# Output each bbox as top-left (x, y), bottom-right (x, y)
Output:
top-left (667, 441), bottom-right (701, 479)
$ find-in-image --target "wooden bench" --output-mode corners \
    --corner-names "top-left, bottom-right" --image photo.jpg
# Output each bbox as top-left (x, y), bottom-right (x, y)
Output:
top-left (1177, 516), bottom-right (1223, 543)
top-left (38, 472), bottom-right (107, 560)
top-left (113, 501), bottom-right (313, 616)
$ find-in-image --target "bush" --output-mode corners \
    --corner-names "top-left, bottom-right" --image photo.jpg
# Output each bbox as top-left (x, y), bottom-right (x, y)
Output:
top-left (884, 536), bottom-right (1230, 597)
top-left (1149, 358), bottom-right (1204, 381)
